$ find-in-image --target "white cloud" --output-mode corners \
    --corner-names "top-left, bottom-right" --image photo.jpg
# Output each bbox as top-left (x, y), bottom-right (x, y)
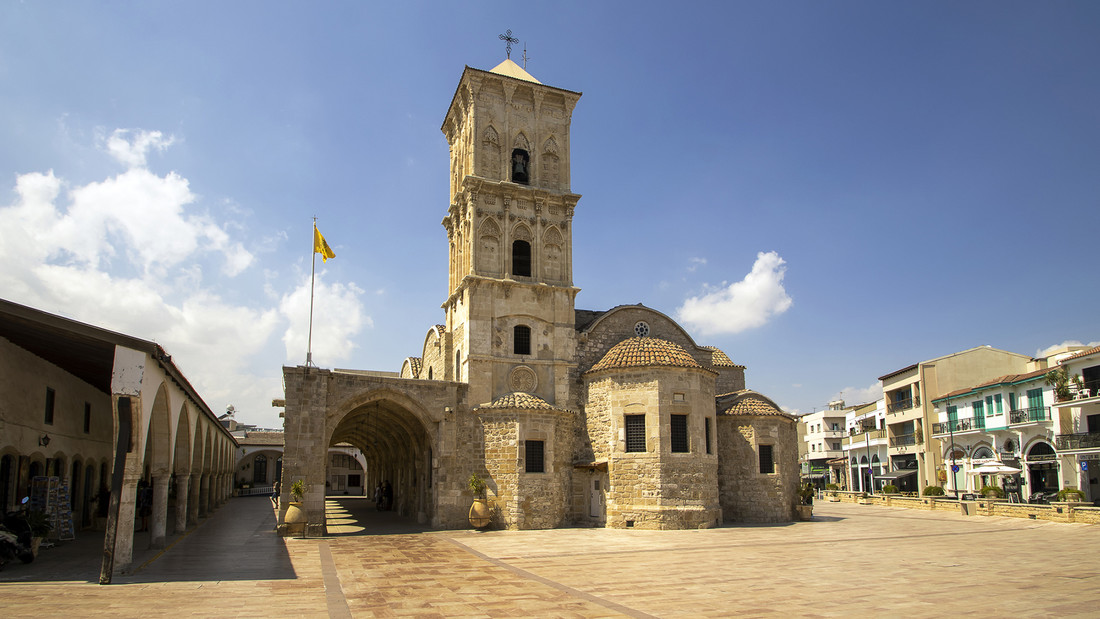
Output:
top-left (1037, 340), bottom-right (1100, 358)
top-left (279, 275), bottom-right (371, 366)
top-left (687, 257), bottom-right (707, 272)
top-left (837, 382), bottom-right (883, 408)
top-left (676, 251), bottom-right (793, 336)
top-left (0, 128), bottom-right (306, 428)
top-left (103, 128), bottom-right (175, 169)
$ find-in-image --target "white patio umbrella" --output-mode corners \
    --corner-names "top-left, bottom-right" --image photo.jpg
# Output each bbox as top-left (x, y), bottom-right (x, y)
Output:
top-left (969, 462), bottom-right (1022, 475)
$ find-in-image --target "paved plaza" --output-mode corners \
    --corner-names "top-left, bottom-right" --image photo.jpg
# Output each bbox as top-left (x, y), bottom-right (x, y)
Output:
top-left (2, 496), bottom-right (1098, 618)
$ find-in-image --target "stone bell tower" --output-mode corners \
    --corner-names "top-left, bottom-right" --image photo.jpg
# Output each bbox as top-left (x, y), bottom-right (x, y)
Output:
top-left (440, 59), bottom-right (582, 407)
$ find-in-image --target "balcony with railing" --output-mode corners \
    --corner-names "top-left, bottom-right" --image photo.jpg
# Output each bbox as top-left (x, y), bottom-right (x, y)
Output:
top-left (887, 396), bottom-right (920, 414)
top-left (889, 431), bottom-right (923, 448)
top-left (843, 428), bottom-right (887, 448)
top-left (931, 416), bottom-right (986, 436)
top-left (1009, 406), bottom-right (1051, 425)
top-left (1055, 432), bottom-right (1100, 451)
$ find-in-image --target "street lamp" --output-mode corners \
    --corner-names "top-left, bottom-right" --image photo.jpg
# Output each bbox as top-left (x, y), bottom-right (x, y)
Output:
top-left (946, 394), bottom-right (959, 498)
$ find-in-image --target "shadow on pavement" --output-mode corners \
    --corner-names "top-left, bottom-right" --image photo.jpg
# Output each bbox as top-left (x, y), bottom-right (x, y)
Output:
top-left (0, 495), bottom-right (296, 584)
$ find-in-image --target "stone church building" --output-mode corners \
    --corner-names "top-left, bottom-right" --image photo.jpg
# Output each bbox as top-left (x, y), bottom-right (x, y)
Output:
top-left (279, 58), bottom-right (798, 535)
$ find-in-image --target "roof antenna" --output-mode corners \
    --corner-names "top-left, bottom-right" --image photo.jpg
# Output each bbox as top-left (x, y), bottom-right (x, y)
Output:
top-left (522, 43), bottom-right (530, 69)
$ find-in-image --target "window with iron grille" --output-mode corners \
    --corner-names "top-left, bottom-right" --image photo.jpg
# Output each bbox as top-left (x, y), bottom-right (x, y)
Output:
top-left (759, 444), bottom-right (774, 474)
top-left (514, 325), bottom-right (531, 355)
top-left (705, 417), bottom-right (712, 454)
top-left (671, 414), bottom-right (689, 453)
top-left (625, 415), bottom-right (646, 452)
top-left (525, 440), bottom-right (545, 473)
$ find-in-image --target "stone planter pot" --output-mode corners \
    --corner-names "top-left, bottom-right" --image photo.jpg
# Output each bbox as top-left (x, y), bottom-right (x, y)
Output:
top-left (827, 496), bottom-right (841, 502)
top-left (469, 499), bottom-right (491, 529)
top-left (858, 498), bottom-right (872, 505)
top-left (795, 504), bottom-right (813, 521)
top-left (284, 502), bottom-right (307, 524)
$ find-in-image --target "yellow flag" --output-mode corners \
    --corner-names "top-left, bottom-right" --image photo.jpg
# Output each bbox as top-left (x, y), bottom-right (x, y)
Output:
top-left (314, 225), bottom-right (335, 262)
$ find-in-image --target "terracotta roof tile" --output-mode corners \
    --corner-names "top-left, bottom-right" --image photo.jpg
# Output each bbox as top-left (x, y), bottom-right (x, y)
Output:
top-left (476, 392), bottom-right (568, 412)
top-left (700, 345), bottom-right (744, 368)
top-left (405, 357), bottom-right (422, 377)
top-left (718, 390), bottom-right (793, 419)
top-left (587, 337), bottom-right (705, 373)
top-left (1063, 345), bottom-right (1100, 362)
top-left (237, 431), bottom-right (285, 446)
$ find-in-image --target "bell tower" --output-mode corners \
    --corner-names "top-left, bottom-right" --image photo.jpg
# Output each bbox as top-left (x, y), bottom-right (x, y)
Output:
top-left (441, 59), bottom-right (582, 407)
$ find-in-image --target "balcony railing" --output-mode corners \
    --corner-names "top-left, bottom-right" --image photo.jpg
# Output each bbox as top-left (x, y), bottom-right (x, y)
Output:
top-left (1055, 432), bottom-right (1100, 451)
top-left (1009, 406), bottom-right (1051, 425)
top-left (843, 428), bottom-right (886, 447)
top-left (932, 417), bottom-right (985, 435)
top-left (887, 396), bottom-right (920, 414)
top-left (889, 431), bottom-right (922, 447)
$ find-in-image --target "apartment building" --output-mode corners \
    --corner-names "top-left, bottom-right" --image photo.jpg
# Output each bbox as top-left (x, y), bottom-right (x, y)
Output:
top-left (799, 400), bottom-right (847, 488)
top-left (1051, 345), bottom-right (1100, 502)
top-left (842, 400), bottom-right (888, 492)
top-left (880, 346), bottom-right (1032, 492)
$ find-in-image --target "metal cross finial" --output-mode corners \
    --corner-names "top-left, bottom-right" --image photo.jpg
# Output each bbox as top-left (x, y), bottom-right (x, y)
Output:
top-left (499, 29), bottom-right (519, 59)
top-left (522, 43), bottom-right (530, 69)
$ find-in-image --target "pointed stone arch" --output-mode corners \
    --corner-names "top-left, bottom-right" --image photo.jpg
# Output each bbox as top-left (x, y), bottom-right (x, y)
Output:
top-left (477, 217), bottom-right (502, 275)
top-left (542, 225), bottom-right (563, 282)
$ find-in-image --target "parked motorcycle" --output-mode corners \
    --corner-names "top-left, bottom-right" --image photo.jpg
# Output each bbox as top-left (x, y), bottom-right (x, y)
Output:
top-left (0, 498), bottom-right (35, 570)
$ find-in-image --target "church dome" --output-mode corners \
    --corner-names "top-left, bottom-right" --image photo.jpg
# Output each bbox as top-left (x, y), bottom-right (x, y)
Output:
top-left (587, 337), bottom-right (704, 373)
top-left (719, 390), bottom-right (792, 419)
top-left (478, 392), bottom-right (558, 411)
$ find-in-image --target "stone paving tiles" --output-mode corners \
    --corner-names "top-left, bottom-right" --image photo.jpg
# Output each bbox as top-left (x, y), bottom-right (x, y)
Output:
top-left (1, 496), bottom-right (1099, 618)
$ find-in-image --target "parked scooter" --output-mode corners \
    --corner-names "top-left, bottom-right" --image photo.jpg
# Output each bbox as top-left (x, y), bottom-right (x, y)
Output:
top-left (0, 498), bottom-right (35, 570)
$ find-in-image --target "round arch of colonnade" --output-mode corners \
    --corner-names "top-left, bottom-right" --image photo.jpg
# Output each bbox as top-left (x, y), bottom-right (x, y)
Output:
top-left (326, 388), bottom-right (438, 524)
top-left (123, 377), bottom-right (238, 553)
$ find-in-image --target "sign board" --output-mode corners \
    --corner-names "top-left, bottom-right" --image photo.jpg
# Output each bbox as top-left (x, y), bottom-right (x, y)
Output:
top-left (951, 465), bottom-right (960, 472)
top-left (1083, 461), bottom-right (1089, 471)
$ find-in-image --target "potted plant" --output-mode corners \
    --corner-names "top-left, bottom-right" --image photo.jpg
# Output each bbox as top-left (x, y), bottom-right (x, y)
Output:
top-left (857, 492), bottom-right (872, 505)
top-left (1057, 487), bottom-right (1085, 502)
top-left (1046, 367), bottom-right (1084, 402)
top-left (922, 485), bottom-right (945, 497)
top-left (468, 473), bottom-right (491, 529)
top-left (980, 485), bottom-right (1005, 499)
top-left (825, 483), bottom-right (841, 502)
top-left (881, 484), bottom-right (899, 495)
top-left (284, 479), bottom-right (307, 525)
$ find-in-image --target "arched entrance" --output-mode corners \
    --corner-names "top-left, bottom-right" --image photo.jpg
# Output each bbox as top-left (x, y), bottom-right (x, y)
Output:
top-left (1026, 442), bottom-right (1058, 497)
top-left (328, 397), bottom-right (434, 529)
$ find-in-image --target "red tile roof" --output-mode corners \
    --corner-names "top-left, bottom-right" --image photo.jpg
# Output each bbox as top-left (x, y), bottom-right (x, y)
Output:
top-left (587, 337), bottom-right (707, 373)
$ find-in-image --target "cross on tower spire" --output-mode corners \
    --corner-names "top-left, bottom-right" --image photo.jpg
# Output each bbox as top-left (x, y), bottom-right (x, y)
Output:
top-left (499, 29), bottom-right (519, 59)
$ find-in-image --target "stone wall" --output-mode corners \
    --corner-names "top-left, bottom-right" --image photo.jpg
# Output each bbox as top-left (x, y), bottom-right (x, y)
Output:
top-left (717, 414), bottom-right (798, 523)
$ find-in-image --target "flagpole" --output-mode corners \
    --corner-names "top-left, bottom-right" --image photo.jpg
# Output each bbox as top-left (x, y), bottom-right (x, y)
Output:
top-left (307, 217), bottom-right (316, 366)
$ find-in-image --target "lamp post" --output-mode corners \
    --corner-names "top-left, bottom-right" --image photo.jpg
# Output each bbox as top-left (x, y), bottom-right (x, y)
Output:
top-left (946, 394), bottom-right (959, 498)
top-left (865, 418), bottom-right (874, 495)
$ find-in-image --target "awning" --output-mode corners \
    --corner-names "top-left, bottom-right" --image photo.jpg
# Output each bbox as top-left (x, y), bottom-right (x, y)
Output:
top-left (876, 469), bottom-right (919, 480)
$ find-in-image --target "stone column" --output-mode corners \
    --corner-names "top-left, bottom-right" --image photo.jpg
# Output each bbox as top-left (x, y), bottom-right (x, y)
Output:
top-left (188, 475), bottom-right (200, 524)
top-left (150, 473), bottom-right (170, 548)
top-left (113, 472), bottom-right (140, 573)
top-left (175, 474), bottom-right (191, 532)
top-left (199, 474), bottom-right (210, 517)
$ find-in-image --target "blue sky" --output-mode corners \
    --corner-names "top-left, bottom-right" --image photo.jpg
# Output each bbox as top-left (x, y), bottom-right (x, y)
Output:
top-left (2, 2), bottom-right (1098, 427)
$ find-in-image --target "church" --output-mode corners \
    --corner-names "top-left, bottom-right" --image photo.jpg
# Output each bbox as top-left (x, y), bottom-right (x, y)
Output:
top-left (279, 57), bottom-right (798, 534)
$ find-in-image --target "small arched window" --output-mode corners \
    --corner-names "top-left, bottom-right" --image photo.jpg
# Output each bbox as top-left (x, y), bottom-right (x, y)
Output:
top-left (512, 240), bottom-right (531, 277)
top-left (514, 325), bottom-right (531, 355)
top-left (511, 148), bottom-right (530, 184)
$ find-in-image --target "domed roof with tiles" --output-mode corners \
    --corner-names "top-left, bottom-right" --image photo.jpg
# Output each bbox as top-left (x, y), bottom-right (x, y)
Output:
top-left (588, 337), bottom-right (705, 373)
top-left (700, 346), bottom-right (742, 368)
top-left (719, 390), bottom-right (793, 419)
top-left (477, 392), bottom-right (558, 411)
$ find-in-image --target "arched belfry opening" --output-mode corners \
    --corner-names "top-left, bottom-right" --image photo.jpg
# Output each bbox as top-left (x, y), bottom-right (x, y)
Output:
top-left (328, 397), bottom-right (434, 528)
